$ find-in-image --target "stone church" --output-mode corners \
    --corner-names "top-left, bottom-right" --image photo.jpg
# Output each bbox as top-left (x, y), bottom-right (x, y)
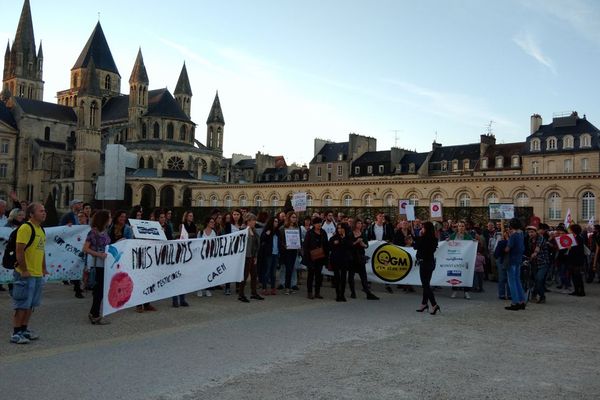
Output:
top-left (0, 0), bottom-right (225, 211)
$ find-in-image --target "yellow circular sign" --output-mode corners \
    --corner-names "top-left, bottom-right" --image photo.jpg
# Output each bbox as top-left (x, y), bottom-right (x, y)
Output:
top-left (371, 244), bottom-right (413, 282)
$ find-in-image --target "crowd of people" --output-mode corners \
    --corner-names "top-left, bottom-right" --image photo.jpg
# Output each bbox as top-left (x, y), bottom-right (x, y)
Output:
top-left (3, 198), bottom-right (598, 344)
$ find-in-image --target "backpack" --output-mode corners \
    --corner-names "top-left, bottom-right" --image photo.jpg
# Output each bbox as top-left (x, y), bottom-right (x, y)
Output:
top-left (2, 222), bottom-right (40, 270)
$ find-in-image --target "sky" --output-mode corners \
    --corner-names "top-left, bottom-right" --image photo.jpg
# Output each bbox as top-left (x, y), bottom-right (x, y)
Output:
top-left (3, 0), bottom-right (600, 165)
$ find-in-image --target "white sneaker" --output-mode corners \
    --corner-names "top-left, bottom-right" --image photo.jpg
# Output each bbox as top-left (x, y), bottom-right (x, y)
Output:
top-left (464, 292), bottom-right (471, 300)
top-left (451, 291), bottom-right (458, 298)
top-left (196, 291), bottom-right (204, 297)
top-left (10, 333), bottom-right (29, 344)
top-left (204, 290), bottom-right (212, 297)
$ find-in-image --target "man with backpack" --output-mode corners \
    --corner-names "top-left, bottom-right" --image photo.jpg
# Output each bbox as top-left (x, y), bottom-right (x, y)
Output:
top-left (10, 202), bottom-right (47, 344)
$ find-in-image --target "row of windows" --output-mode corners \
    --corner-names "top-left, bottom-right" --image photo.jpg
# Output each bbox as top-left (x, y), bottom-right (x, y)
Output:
top-left (530, 134), bottom-right (592, 152)
top-left (531, 158), bottom-right (589, 174)
top-left (141, 122), bottom-right (191, 142)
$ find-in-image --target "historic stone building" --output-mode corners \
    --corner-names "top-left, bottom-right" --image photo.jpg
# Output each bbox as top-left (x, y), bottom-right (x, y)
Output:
top-left (0, 0), bottom-right (225, 210)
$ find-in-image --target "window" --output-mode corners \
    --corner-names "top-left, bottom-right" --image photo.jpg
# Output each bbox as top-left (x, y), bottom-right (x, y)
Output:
top-left (271, 196), bottom-right (279, 207)
top-left (1, 140), bottom-right (10, 154)
top-left (532, 161), bottom-right (539, 174)
top-left (255, 196), bottom-right (262, 207)
top-left (432, 193), bottom-right (443, 203)
top-left (481, 158), bottom-right (488, 169)
top-left (495, 156), bottom-right (503, 168)
top-left (409, 194), bottom-right (419, 206)
top-left (547, 160), bottom-right (556, 173)
top-left (337, 165), bottom-right (343, 176)
top-left (363, 194), bottom-right (373, 207)
top-left (385, 194), bottom-right (394, 206)
top-left (452, 160), bottom-right (459, 171)
top-left (354, 166), bottom-right (360, 175)
top-left (441, 161), bottom-right (448, 172)
top-left (324, 195), bottom-right (332, 207)
top-left (581, 191), bottom-right (596, 220)
top-left (459, 193), bottom-right (471, 207)
top-left (337, 153), bottom-right (344, 161)
top-left (548, 192), bottom-right (561, 220)
top-left (138, 157), bottom-right (145, 169)
top-left (141, 123), bottom-right (147, 139)
top-left (327, 163), bottom-right (332, 170)
top-left (306, 195), bottom-right (313, 206)
top-left (511, 156), bottom-right (520, 167)
top-left (463, 159), bottom-right (470, 170)
top-left (179, 125), bottom-right (187, 141)
top-left (316, 167), bottom-right (322, 177)
top-left (409, 163), bottom-right (415, 173)
top-left (515, 192), bottom-right (529, 207)
top-left (378, 165), bottom-right (384, 174)
top-left (343, 195), bottom-right (352, 206)
top-left (104, 75), bottom-right (111, 90)
top-left (153, 122), bottom-right (160, 139)
top-left (563, 135), bottom-right (574, 149)
top-left (167, 123), bottom-right (174, 139)
top-left (580, 134), bottom-right (591, 148)
top-left (44, 127), bottom-right (50, 141)
top-left (197, 197), bottom-right (204, 207)
top-left (303, 173), bottom-right (308, 180)
top-left (530, 138), bottom-right (540, 152)
top-left (0, 163), bottom-right (7, 178)
top-left (582, 158), bottom-right (589, 172)
top-left (367, 166), bottom-right (373, 174)
top-left (90, 101), bottom-right (98, 126)
top-left (147, 157), bottom-right (154, 169)
top-left (546, 137), bottom-right (557, 150)
top-left (486, 192), bottom-right (498, 205)
top-left (167, 156), bottom-right (184, 170)
top-left (210, 195), bottom-right (218, 207)
top-left (564, 159), bottom-right (572, 173)
top-left (224, 195), bottom-right (232, 208)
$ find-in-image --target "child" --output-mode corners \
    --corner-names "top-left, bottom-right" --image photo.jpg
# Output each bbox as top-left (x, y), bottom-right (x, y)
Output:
top-left (474, 244), bottom-right (486, 292)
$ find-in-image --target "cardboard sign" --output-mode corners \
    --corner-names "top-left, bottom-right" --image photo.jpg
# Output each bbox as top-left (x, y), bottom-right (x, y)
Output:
top-left (292, 192), bottom-right (307, 212)
top-left (129, 219), bottom-right (167, 241)
top-left (284, 229), bottom-right (301, 249)
top-left (489, 204), bottom-right (514, 220)
top-left (430, 202), bottom-right (443, 220)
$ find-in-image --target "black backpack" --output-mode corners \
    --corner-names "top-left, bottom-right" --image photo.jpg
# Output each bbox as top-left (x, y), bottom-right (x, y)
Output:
top-left (2, 222), bottom-right (39, 270)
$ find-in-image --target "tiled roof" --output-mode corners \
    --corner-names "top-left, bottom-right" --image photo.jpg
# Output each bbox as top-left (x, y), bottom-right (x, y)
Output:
top-left (398, 152), bottom-right (428, 173)
top-left (129, 48), bottom-right (149, 84)
top-left (531, 115), bottom-right (600, 138)
top-left (310, 142), bottom-right (349, 163)
top-left (101, 95), bottom-right (129, 122)
top-left (429, 143), bottom-right (480, 162)
top-left (0, 102), bottom-right (17, 129)
top-left (174, 63), bottom-right (192, 96)
top-left (146, 89), bottom-right (191, 121)
top-left (235, 158), bottom-right (256, 169)
top-left (353, 150), bottom-right (391, 165)
top-left (72, 22), bottom-right (120, 76)
top-left (125, 140), bottom-right (212, 155)
top-left (482, 142), bottom-right (525, 160)
top-left (13, 97), bottom-right (77, 122)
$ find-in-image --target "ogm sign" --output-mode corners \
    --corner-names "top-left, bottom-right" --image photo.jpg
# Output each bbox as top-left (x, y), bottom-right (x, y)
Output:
top-left (371, 243), bottom-right (413, 282)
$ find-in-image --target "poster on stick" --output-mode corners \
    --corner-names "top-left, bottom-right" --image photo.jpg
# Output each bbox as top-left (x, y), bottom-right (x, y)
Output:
top-left (129, 219), bottom-right (167, 241)
top-left (102, 229), bottom-right (248, 316)
top-left (292, 192), bottom-right (307, 212)
top-left (430, 202), bottom-right (443, 220)
top-left (405, 205), bottom-right (416, 221)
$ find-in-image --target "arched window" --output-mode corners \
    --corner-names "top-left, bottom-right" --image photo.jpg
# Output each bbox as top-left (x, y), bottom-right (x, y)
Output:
top-left (141, 123), bottom-right (147, 139)
top-left (409, 194), bottom-right (419, 206)
top-left (44, 126), bottom-right (50, 141)
top-left (385, 194), bottom-right (394, 207)
top-left (167, 123), bottom-right (174, 139)
top-left (324, 195), bottom-right (333, 207)
top-left (209, 195), bottom-right (218, 207)
top-left (147, 157), bottom-right (154, 169)
top-left (563, 135), bottom-right (574, 149)
top-left (138, 157), bottom-right (145, 169)
top-left (581, 191), bottom-right (596, 220)
top-left (546, 137), bottom-right (557, 150)
top-left (239, 195), bottom-right (247, 207)
top-left (254, 195), bottom-right (262, 207)
top-left (459, 193), bottom-right (471, 207)
top-left (515, 192), bottom-right (529, 207)
top-left (343, 194), bottom-right (352, 207)
top-left (271, 196), bottom-right (279, 207)
top-left (363, 194), bottom-right (372, 207)
top-left (160, 186), bottom-right (175, 208)
top-left (179, 125), bottom-right (187, 141)
top-left (495, 156), bottom-right (504, 168)
top-left (530, 139), bottom-right (540, 152)
top-left (182, 188), bottom-right (192, 208)
top-left (306, 195), bottom-right (313, 206)
top-left (90, 101), bottom-right (98, 126)
top-left (104, 75), bottom-right (111, 90)
top-left (153, 122), bottom-right (160, 139)
top-left (511, 156), bottom-right (520, 168)
top-left (580, 134), bottom-right (591, 148)
top-left (486, 192), bottom-right (498, 205)
top-left (167, 156), bottom-right (184, 170)
top-left (224, 195), bottom-right (232, 208)
top-left (141, 185), bottom-right (156, 209)
top-left (481, 158), bottom-right (488, 169)
top-left (548, 192), bottom-right (561, 220)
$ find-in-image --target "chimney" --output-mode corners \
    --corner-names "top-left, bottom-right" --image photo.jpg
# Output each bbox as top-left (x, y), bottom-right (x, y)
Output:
top-left (530, 114), bottom-right (542, 134)
top-left (432, 141), bottom-right (442, 151)
top-left (480, 134), bottom-right (495, 157)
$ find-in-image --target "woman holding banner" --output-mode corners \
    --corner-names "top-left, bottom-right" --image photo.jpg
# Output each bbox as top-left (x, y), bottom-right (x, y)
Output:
top-left (416, 221), bottom-right (440, 314)
top-left (224, 210), bottom-right (244, 296)
top-left (84, 210), bottom-right (112, 325)
top-left (448, 221), bottom-right (473, 300)
top-left (279, 212), bottom-right (301, 295)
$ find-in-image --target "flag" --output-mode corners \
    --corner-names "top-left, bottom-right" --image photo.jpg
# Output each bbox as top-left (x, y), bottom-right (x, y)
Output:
top-left (430, 202), bottom-right (443, 219)
top-left (564, 208), bottom-right (572, 229)
top-left (556, 233), bottom-right (577, 250)
top-left (180, 224), bottom-right (189, 239)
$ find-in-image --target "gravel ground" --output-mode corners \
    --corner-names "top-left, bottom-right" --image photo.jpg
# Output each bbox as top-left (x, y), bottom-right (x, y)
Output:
top-left (1, 279), bottom-right (599, 400)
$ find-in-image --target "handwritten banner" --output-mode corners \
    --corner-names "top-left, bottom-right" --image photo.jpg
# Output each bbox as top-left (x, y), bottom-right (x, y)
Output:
top-left (0, 225), bottom-right (90, 283)
top-left (102, 229), bottom-right (249, 316)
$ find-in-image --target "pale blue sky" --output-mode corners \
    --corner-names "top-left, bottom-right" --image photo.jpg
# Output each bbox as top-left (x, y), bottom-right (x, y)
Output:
top-left (4, 0), bottom-right (600, 165)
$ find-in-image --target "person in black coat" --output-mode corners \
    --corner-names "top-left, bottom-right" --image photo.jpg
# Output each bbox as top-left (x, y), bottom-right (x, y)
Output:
top-left (329, 224), bottom-right (352, 301)
top-left (302, 217), bottom-right (329, 299)
top-left (415, 221), bottom-right (440, 314)
top-left (568, 224), bottom-right (586, 297)
top-left (349, 219), bottom-right (379, 300)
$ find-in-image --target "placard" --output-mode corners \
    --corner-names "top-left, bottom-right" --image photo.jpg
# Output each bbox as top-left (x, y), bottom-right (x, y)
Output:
top-left (129, 219), bottom-right (167, 241)
top-left (284, 229), bottom-right (301, 249)
top-left (399, 199), bottom-right (409, 215)
top-left (430, 202), bottom-right (443, 220)
top-left (292, 192), bottom-right (307, 212)
top-left (406, 204), bottom-right (416, 221)
top-left (489, 204), bottom-right (514, 219)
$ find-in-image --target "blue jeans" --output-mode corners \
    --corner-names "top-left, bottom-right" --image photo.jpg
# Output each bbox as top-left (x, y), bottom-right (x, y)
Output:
top-left (534, 266), bottom-right (548, 299)
top-left (261, 254), bottom-right (279, 289)
top-left (558, 261), bottom-right (571, 288)
top-left (496, 258), bottom-right (511, 298)
top-left (279, 251), bottom-right (297, 288)
top-left (507, 263), bottom-right (525, 304)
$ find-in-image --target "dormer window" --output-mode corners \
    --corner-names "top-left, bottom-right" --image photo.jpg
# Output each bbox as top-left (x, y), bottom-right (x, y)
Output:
top-left (511, 155), bottom-right (520, 168)
top-left (463, 159), bottom-right (470, 170)
top-left (337, 153), bottom-right (344, 161)
top-left (367, 165), bottom-right (373, 174)
top-left (355, 166), bottom-right (360, 175)
top-left (441, 161), bottom-right (448, 172)
top-left (495, 156), bottom-right (504, 168)
top-left (408, 163), bottom-right (415, 173)
top-left (546, 137), bottom-right (557, 150)
top-left (580, 134), bottom-right (591, 148)
top-left (481, 158), bottom-right (488, 169)
top-left (378, 165), bottom-right (384, 173)
top-left (452, 160), bottom-right (459, 171)
top-left (530, 138), bottom-right (541, 152)
top-left (563, 135), bottom-right (574, 149)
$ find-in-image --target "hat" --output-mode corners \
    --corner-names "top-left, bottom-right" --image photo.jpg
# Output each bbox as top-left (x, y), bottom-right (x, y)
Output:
top-left (525, 225), bottom-right (537, 231)
top-left (69, 199), bottom-right (83, 207)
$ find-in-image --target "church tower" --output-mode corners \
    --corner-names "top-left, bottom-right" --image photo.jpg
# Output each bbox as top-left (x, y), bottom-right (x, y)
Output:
top-left (206, 91), bottom-right (224, 153)
top-left (174, 62), bottom-right (192, 118)
top-left (73, 57), bottom-right (102, 201)
top-left (128, 48), bottom-right (149, 141)
top-left (2, 0), bottom-right (44, 100)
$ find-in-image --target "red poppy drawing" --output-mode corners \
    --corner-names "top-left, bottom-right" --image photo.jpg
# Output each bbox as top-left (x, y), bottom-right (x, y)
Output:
top-left (108, 272), bottom-right (134, 308)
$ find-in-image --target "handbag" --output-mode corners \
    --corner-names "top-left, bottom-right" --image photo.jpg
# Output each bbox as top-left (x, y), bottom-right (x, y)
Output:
top-left (310, 247), bottom-right (325, 261)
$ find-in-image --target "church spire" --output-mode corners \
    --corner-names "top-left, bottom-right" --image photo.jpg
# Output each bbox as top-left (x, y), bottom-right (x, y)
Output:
top-left (206, 91), bottom-right (224, 153)
top-left (37, 40), bottom-right (43, 58)
top-left (174, 62), bottom-right (192, 96)
top-left (79, 57), bottom-right (101, 97)
top-left (206, 91), bottom-right (224, 124)
top-left (12, 0), bottom-right (36, 59)
top-left (129, 47), bottom-right (148, 84)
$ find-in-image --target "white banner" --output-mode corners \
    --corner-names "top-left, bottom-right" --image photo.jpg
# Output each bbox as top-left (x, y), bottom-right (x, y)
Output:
top-left (129, 219), bottom-right (167, 241)
top-left (102, 229), bottom-right (249, 316)
top-left (361, 240), bottom-right (476, 287)
top-left (0, 225), bottom-right (90, 283)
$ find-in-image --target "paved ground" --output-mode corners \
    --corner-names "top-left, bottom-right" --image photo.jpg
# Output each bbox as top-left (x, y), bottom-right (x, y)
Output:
top-left (1, 279), bottom-right (599, 400)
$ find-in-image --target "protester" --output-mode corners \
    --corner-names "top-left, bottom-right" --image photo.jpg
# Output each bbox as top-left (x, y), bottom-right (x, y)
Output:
top-left (279, 211), bottom-right (301, 295)
top-left (108, 210), bottom-right (133, 243)
top-left (329, 223), bottom-right (352, 302)
top-left (448, 221), bottom-right (473, 300)
top-left (258, 217), bottom-right (281, 296)
top-left (473, 244), bottom-right (485, 292)
top-left (224, 209), bottom-right (244, 296)
top-left (83, 210), bottom-right (112, 325)
top-left (180, 211), bottom-right (198, 239)
top-left (322, 211), bottom-right (337, 239)
top-left (568, 224), bottom-right (586, 297)
top-left (367, 212), bottom-right (395, 293)
top-left (530, 223), bottom-right (551, 303)
top-left (415, 221), bottom-right (439, 314)
top-left (303, 216), bottom-right (329, 299)
top-left (504, 218), bottom-right (526, 311)
top-left (348, 219), bottom-right (379, 300)
top-left (10, 202), bottom-right (47, 344)
top-left (494, 230), bottom-right (511, 300)
top-left (238, 213), bottom-right (262, 302)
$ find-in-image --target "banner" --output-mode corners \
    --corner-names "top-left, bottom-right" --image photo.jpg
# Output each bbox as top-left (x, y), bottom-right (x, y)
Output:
top-left (336, 240), bottom-right (476, 287)
top-left (102, 229), bottom-right (248, 316)
top-left (0, 225), bottom-right (90, 283)
top-left (556, 233), bottom-right (577, 250)
top-left (292, 192), bottom-right (307, 212)
top-left (489, 204), bottom-right (514, 219)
